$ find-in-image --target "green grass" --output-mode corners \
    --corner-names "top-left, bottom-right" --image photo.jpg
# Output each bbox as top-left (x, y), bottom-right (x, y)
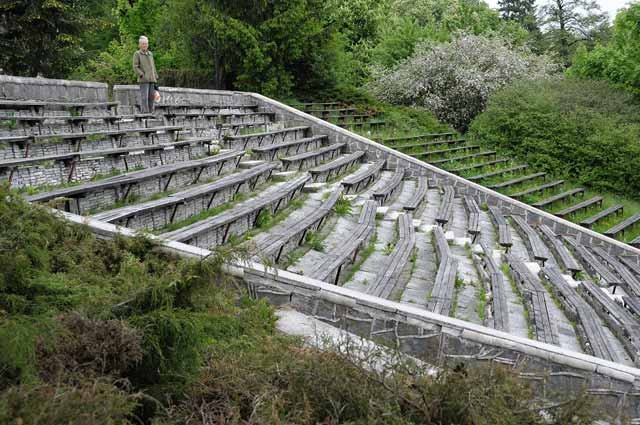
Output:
top-left (333, 195), bottom-right (353, 216)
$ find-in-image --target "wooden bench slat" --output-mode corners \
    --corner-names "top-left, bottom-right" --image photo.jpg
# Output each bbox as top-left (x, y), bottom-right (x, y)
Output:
top-left (555, 196), bottom-right (603, 218)
top-left (488, 206), bottom-right (512, 248)
top-left (580, 204), bottom-right (623, 228)
top-left (563, 237), bottom-right (622, 286)
top-left (604, 213), bottom-right (640, 238)
top-left (510, 180), bottom-right (565, 199)
top-left (531, 188), bottom-right (584, 208)
top-left (435, 186), bottom-right (455, 225)
top-left (510, 215), bottom-right (550, 264)
top-left (449, 159), bottom-right (509, 173)
top-left (428, 150), bottom-right (496, 165)
top-left (537, 224), bottom-right (582, 275)
top-left (467, 165), bottom-right (528, 181)
top-left (372, 168), bottom-right (405, 205)
top-left (341, 160), bottom-right (385, 193)
top-left (403, 177), bottom-right (427, 212)
top-left (488, 172), bottom-right (546, 189)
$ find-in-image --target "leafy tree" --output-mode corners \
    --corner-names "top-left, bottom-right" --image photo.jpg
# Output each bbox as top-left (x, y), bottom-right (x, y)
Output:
top-left (569, 4), bottom-right (640, 95)
top-left (368, 34), bottom-right (558, 130)
top-left (539, 0), bottom-right (608, 66)
top-left (498, 0), bottom-right (539, 32)
top-left (0, 0), bottom-right (87, 77)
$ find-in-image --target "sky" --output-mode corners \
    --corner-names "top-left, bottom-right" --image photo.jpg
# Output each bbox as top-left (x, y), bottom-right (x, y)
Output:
top-left (485, 0), bottom-right (632, 20)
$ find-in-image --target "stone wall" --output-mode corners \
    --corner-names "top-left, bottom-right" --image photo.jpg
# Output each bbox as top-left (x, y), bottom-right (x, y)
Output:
top-left (0, 75), bottom-right (107, 102)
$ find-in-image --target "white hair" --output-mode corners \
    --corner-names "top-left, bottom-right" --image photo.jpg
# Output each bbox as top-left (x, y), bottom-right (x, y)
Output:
top-left (139, 36), bottom-right (149, 43)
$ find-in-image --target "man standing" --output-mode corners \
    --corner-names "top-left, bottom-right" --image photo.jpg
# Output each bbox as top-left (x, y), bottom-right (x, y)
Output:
top-left (133, 36), bottom-right (159, 114)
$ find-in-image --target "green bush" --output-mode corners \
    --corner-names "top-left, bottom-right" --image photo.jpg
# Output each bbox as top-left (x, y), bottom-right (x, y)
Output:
top-left (469, 78), bottom-right (640, 197)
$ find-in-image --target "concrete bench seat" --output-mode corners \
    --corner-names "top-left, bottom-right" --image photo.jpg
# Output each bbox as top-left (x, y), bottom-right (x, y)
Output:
top-left (449, 159), bottom-right (509, 173)
top-left (580, 278), bottom-right (640, 364)
top-left (3, 137), bottom-right (217, 189)
top-left (463, 196), bottom-right (481, 241)
top-left (467, 165), bottom-right (528, 181)
top-left (414, 144), bottom-right (480, 159)
top-left (426, 226), bottom-right (459, 316)
top-left (26, 149), bottom-right (245, 211)
top-left (394, 138), bottom-right (466, 152)
top-left (382, 133), bottom-right (456, 144)
top-left (488, 206), bottom-right (512, 249)
top-left (429, 151), bottom-right (497, 166)
top-left (251, 135), bottom-right (327, 161)
top-left (593, 247), bottom-right (640, 297)
top-left (510, 180), bottom-right (565, 199)
top-left (604, 213), bottom-right (640, 239)
top-left (93, 162), bottom-right (277, 230)
top-left (555, 196), bottom-right (603, 218)
top-left (505, 253), bottom-right (559, 345)
top-left (161, 173), bottom-right (310, 248)
top-left (580, 204), bottom-right (623, 229)
top-left (257, 187), bottom-right (343, 263)
top-left (488, 172), bottom-right (546, 190)
top-left (537, 224), bottom-right (582, 277)
top-left (479, 242), bottom-right (509, 332)
top-left (372, 168), bottom-right (405, 205)
top-left (435, 185), bottom-right (455, 226)
top-left (304, 200), bottom-right (377, 285)
top-left (531, 188), bottom-right (585, 209)
top-left (367, 213), bottom-right (415, 299)
top-left (341, 160), bottom-right (385, 194)
top-left (563, 237), bottom-right (622, 287)
top-left (511, 215), bottom-right (550, 265)
top-left (224, 126), bottom-right (309, 150)
top-left (309, 151), bottom-right (364, 183)
top-left (403, 176), bottom-right (427, 213)
top-left (280, 143), bottom-right (345, 171)
top-left (542, 266), bottom-right (622, 362)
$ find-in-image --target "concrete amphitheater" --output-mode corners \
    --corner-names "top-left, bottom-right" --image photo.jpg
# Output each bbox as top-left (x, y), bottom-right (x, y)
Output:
top-left (2, 74), bottom-right (640, 420)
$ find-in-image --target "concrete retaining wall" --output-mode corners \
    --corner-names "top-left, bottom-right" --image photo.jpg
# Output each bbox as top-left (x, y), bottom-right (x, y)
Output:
top-left (0, 75), bottom-right (108, 102)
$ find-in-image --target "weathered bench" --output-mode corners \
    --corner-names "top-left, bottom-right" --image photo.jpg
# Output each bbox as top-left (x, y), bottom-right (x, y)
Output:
top-left (541, 266), bottom-right (621, 362)
top-left (619, 256), bottom-right (640, 277)
top-left (463, 196), bottom-right (481, 242)
top-left (0, 99), bottom-right (118, 115)
top-left (604, 213), bottom-right (640, 239)
top-left (413, 144), bottom-right (480, 159)
top-left (341, 160), bottom-right (385, 194)
top-left (161, 173), bottom-right (310, 248)
top-left (580, 278), bottom-right (640, 364)
top-left (624, 295), bottom-right (640, 318)
top-left (394, 138), bottom-right (466, 152)
top-left (537, 224), bottom-right (582, 277)
top-left (403, 176), bottom-right (427, 213)
top-left (449, 159), bottom-right (509, 173)
top-left (531, 188), bottom-right (584, 209)
top-left (280, 143), bottom-right (345, 171)
top-left (224, 126), bottom-right (309, 150)
top-left (467, 165), bottom-right (528, 182)
top-left (92, 162), bottom-right (277, 230)
top-left (592, 247), bottom-right (640, 297)
top-left (488, 172), bottom-right (546, 190)
top-left (309, 151), bottom-right (364, 183)
top-left (336, 120), bottom-right (386, 130)
top-left (510, 215), bottom-right (550, 265)
top-left (488, 206), bottom-right (512, 249)
top-left (251, 135), bottom-right (327, 161)
top-left (435, 186), bottom-right (455, 226)
top-left (26, 149), bottom-right (245, 211)
top-left (256, 187), bottom-right (343, 263)
top-left (426, 226), bottom-right (459, 316)
top-left (579, 204), bottom-right (623, 229)
top-left (479, 242), bottom-right (509, 332)
top-left (306, 200), bottom-right (378, 284)
top-left (367, 213), bottom-right (416, 299)
top-left (428, 150), bottom-right (497, 166)
top-left (509, 180), bottom-right (565, 199)
top-left (505, 253), bottom-right (559, 345)
top-left (295, 102), bottom-right (342, 110)
top-left (372, 168), bottom-right (405, 205)
top-left (382, 132), bottom-right (456, 144)
top-left (555, 196), bottom-right (603, 219)
top-left (563, 237), bottom-right (622, 288)
top-left (306, 108), bottom-right (356, 117)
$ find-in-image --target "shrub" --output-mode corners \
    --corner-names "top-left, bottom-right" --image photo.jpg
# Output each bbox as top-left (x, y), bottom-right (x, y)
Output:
top-left (368, 33), bottom-right (558, 130)
top-left (469, 78), bottom-right (640, 197)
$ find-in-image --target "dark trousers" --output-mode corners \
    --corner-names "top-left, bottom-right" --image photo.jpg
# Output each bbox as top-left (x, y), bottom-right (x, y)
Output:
top-left (139, 83), bottom-right (155, 114)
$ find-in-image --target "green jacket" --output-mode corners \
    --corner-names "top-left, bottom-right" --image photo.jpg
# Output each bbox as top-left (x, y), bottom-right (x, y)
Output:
top-left (133, 50), bottom-right (158, 83)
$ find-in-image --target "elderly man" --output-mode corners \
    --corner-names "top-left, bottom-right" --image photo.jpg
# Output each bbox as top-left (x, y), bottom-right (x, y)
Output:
top-left (133, 35), bottom-right (159, 114)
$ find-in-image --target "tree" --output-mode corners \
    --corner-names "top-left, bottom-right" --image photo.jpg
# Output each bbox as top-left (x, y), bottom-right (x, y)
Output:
top-left (498, 0), bottom-right (539, 32)
top-left (539, 0), bottom-right (608, 66)
top-left (0, 0), bottom-right (87, 77)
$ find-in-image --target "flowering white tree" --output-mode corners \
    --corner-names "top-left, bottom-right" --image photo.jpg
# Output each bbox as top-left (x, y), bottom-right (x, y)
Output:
top-left (368, 34), bottom-right (558, 129)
